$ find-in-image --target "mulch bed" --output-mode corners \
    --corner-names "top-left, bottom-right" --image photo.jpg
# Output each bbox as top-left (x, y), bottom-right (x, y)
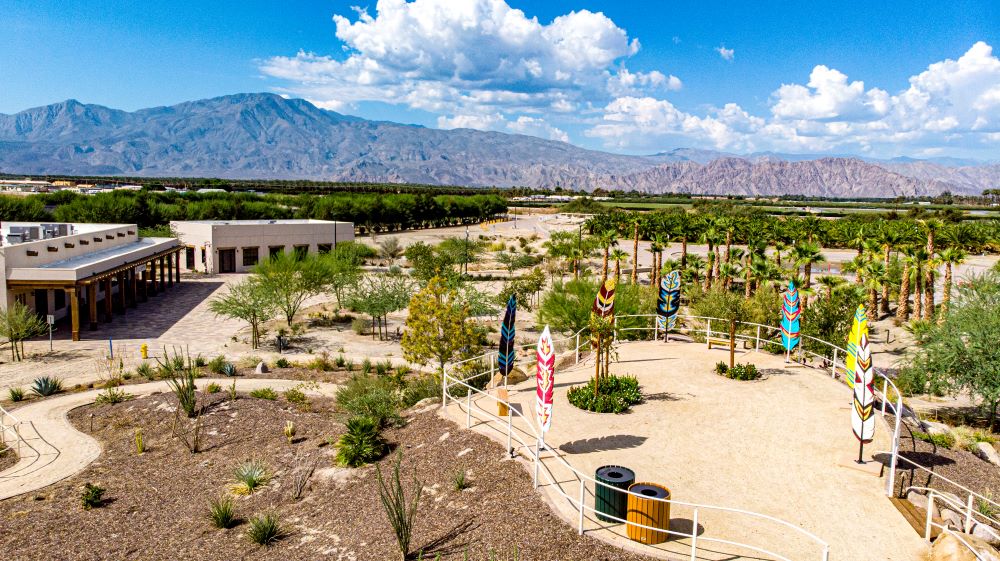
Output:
top-left (0, 447), bottom-right (16, 472)
top-left (0, 392), bottom-right (655, 561)
top-left (891, 418), bottom-right (1000, 501)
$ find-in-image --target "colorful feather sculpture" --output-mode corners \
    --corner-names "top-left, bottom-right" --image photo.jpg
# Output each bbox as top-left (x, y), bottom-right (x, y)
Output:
top-left (535, 326), bottom-right (555, 434)
top-left (497, 295), bottom-right (517, 379)
top-left (780, 280), bottom-right (801, 352)
top-left (656, 276), bottom-right (669, 330)
top-left (845, 304), bottom-right (867, 388)
top-left (590, 278), bottom-right (617, 349)
top-left (665, 270), bottom-right (681, 331)
top-left (851, 331), bottom-right (875, 443)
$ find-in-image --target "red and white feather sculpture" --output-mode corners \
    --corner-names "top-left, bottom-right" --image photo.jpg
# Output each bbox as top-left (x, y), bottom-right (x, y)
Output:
top-left (851, 332), bottom-right (875, 443)
top-left (535, 326), bottom-right (555, 434)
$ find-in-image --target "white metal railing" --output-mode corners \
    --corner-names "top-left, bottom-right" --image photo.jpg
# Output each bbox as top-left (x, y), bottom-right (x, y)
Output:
top-left (910, 487), bottom-right (994, 560)
top-left (442, 314), bottom-right (846, 561)
top-left (0, 403), bottom-right (41, 479)
top-left (898, 461), bottom-right (1000, 536)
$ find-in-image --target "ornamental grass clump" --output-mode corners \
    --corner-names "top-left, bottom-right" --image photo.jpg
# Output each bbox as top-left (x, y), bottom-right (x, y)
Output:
top-left (232, 459), bottom-right (271, 495)
top-left (335, 374), bottom-right (402, 428)
top-left (95, 387), bottom-right (134, 405)
top-left (249, 387), bottom-right (278, 401)
top-left (335, 416), bottom-right (386, 467)
top-left (246, 512), bottom-right (284, 545)
top-left (566, 374), bottom-right (642, 414)
top-left (208, 495), bottom-right (238, 529)
top-left (8, 387), bottom-right (25, 402)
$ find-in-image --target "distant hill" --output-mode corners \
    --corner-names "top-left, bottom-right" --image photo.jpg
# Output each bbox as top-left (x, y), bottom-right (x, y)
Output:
top-left (0, 93), bottom-right (995, 197)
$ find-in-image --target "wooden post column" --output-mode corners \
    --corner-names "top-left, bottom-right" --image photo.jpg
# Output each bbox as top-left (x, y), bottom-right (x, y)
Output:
top-left (129, 268), bottom-right (138, 308)
top-left (167, 253), bottom-right (174, 287)
top-left (158, 257), bottom-right (166, 291)
top-left (104, 277), bottom-right (113, 321)
top-left (175, 250), bottom-right (181, 283)
top-left (67, 287), bottom-right (80, 342)
top-left (116, 272), bottom-right (127, 314)
top-left (149, 261), bottom-right (157, 296)
top-left (88, 283), bottom-right (98, 330)
top-left (139, 269), bottom-right (148, 301)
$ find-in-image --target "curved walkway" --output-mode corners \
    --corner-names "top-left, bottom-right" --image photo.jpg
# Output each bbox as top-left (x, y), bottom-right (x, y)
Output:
top-left (0, 378), bottom-right (340, 501)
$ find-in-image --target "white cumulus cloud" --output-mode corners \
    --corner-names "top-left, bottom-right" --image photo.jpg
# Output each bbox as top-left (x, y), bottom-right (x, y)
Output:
top-left (715, 45), bottom-right (735, 61)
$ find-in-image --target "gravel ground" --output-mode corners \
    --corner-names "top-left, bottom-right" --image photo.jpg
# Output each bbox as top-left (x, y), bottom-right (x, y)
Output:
top-left (0, 393), bottom-right (656, 561)
top-left (0, 448), bottom-right (16, 472)
top-left (892, 417), bottom-right (1000, 501)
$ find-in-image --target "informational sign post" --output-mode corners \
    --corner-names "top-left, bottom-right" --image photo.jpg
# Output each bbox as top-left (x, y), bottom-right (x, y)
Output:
top-left (46, 314), bottom-right (55, 351)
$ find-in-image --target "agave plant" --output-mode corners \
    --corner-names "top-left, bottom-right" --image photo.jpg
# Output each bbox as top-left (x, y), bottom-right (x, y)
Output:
top-left (221, 362), bottom-right (237, 377)
top-left (31, 376), bottom-right (63, 397)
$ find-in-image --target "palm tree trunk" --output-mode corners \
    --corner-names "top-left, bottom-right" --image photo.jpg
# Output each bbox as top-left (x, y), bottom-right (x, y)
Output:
top-left (724, 232), bottom-right (732, 265)
top-left (631, 223), bottom-right (639, 285)
top-left (868, 288), bottom-right (878, 322)
top-left (924, 269), bottom-right (934, 321)
top-left (804, 263), bottom-right (812, 289)
top-left (913, 271), bottom-right (923, 320)
top-left (681, 237), bottom-right (688, 268)
top-left (896, 262), bottom-right (910, 324)
top-left (744, 257), bottom-right (752, 298)
top-left (880, 247), bottom-right (891, 315)
top-left (703, 253), bottom-right (713, 291)
top-left (614, 259), bottom-right (622, 284)
top-left (855, 248), bottom-right (863, 283)
top-left (713, 246), bottom-right (721, 280)
top-left (601, 247), bottom-right (609, 282)
top-left (940, 263), bottom-right (952, 322)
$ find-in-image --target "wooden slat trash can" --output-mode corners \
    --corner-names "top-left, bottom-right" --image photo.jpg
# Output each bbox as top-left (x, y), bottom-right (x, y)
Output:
top-left (626, 482), bottom-right (671, 544)
top-left (595, 465), bottom-right (635, 522)
top-left (496, 388), bottom-right (509, 417)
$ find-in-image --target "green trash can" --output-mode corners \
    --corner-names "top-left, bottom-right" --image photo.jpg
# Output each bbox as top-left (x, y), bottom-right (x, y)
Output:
top-left (595, 465), bottom-right (635, 523)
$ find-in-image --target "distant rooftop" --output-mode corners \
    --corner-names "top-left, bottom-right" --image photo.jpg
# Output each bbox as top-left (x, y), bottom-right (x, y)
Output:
top-left (176, 219), bottom-right (346, 226)
top-left (1, 222), bottom-right (130, 246)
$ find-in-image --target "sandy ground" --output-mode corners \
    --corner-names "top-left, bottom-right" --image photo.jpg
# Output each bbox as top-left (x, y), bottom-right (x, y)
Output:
top-left (446, 338), bottom-right (929, 561)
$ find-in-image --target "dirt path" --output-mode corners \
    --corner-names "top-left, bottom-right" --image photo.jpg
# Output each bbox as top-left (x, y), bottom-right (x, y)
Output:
top-left (0, 378), bottom-right (340, 501)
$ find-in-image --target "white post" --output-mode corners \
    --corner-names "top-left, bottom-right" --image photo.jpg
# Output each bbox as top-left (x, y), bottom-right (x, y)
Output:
top-left (506, 409), bottom-right (513, 457)
top-left (490, 352), bottom-right (496, 380)
top-left (690, 508), bottom-right (699, 561)
top-left (533, 438), bottom-right (540, 488)
top-left (466, 388), bottom-right (472, 428)
top-left (881, 379), bottom-right (888, 417)
top-left (441, 368), bottom-right (448, 409)
top-left (613, 316), bottom-right (618, 343)
top-left (654, 320), bottom-right (659, 342)
top-left (831, 348), bottom-right (838, 378)
top-left (755, 325), bottom-right (760, 352)
top-left (965, 494), bottom-right (975, 533)
top-left (822, 546), bottom-right (830, 561)
top-left (887, 395), bottom-right (902, 496)
top-left (705, 318), bottom-right (711, 348)
top-left (578, 479), bottom-right (586, 535)
top-left (925, 493), bottom-right (935, 542)
top-left (575, 333), bottom-right (580, 365)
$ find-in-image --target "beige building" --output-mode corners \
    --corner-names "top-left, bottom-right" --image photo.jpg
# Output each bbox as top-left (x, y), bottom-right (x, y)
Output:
top-left (170, 219), bottom-right (354, 274)
top-left (1, 222), bottom-right (182, 341)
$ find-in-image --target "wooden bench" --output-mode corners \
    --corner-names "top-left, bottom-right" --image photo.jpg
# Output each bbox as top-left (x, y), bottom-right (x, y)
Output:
top-left (707, 337), bottom-right (752, 350)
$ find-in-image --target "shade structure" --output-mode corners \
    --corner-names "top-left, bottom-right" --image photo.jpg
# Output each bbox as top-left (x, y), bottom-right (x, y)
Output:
top-left (851, 332), bottom-right (876, 443)
top-left (781, 280), bottom-right (801, 352)
top-left (535, 326), bottom-right (555, 434)
top-left (595, 465), bottom-right (636, 523)
top-left (497, 295), bottom-right (517, 378)
top-left (626, 482), bottom-right (671, 544)
top-left (845, 304), bottom-right (867, 388)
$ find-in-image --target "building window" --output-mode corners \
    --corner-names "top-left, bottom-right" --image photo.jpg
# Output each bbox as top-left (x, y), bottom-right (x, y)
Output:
top-left (317, 243), bottom-right (332, 254)
top-left (268, 245), bottom-right (285, 259)
top-left (293, 245), bottom-right (309, 260)
top-left (243, 247), bottom-right (259, 267)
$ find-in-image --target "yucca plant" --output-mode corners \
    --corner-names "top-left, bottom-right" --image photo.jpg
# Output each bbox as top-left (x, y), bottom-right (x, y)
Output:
top-left (135, 362), bottom-right (154, 379)
top-left (208, 495), bottom-right (238, 529)
top-left (232, 459), bottom-right (271, 495)
top-left (31, 376), bottom-right (62, 397)
top-left (246, 512), bottom-right (284, 545)
top-left (8, 387), bottom-right (25, 402)
top-left (167, 368), bottom-right (198, 418)
top-left (377, 452), bottom-right (423, 561)
top-left (95, 387), bottom-right (134, 405)
top-left (335, 416), bottom-right (386, 468)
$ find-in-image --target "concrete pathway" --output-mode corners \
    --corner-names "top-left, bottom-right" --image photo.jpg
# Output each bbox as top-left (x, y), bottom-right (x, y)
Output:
top-left (444, 339), bottom-right (928, 561)
top-left (0, 378), bottom-right (340, 501)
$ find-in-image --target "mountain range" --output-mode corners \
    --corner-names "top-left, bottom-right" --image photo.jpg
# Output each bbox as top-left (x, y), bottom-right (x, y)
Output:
top-left (0, 93), bottom-right (997, 198)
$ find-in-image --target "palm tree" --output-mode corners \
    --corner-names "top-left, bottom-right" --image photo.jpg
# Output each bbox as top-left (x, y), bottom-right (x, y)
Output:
top-left (748, 254), bottom-right (781, 294)
top-left (790, 242), bottom-right (826, 297)
top-left (647, 240), bottom-right (661, 287)
top-left (720, 216), bottom-right (735, 267)
top-left (817, 275), bottom-right (847, 299)
top-left (772, 240), bottom-right (787, 268)
top-left (847, 226), bottom-right (868, 282)
top-left (685, 255), bottom-right (706, 286)
top-left (878, 229), bottom-right (906, 316)
top-left (609, 248), bottom-right (629, 285)
top-left (719, 261), bottom-right (740, 291)
top-left (630, 217), bottom-right (641, 285)
top-left (937, 247), bottom-right (967, 320)
top-left (911, 247), bottom-right (930, 320)
top-left (861, 260), bottom-right (887, 321)
top-left (920, 218), bottom-right (945, 320)
top-left (896, 247), bottom-right (916, 324)
top-left (597, 229), bottom-right (617, 282)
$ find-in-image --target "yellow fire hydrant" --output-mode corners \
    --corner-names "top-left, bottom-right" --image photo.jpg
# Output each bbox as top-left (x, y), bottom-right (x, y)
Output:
top-left (140, 343), bottom-right (148, 360)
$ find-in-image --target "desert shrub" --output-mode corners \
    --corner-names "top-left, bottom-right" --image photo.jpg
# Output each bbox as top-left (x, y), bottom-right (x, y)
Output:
top-left (208, 355), bottom-right (227, 374)
top-left (724, 363), bottom-right (761, 381)
top-left (167, 369), bottom-right (199, 418)
top-left (335, 375), bottom-right (401, 427)
top-left (913, 430), bottom-right (956, 449)
top-left (205, 382), bottom-right (222, 394)
top-left (135, 362), bottom-right (154, 378)
top-left (8, 387), bottom-right (25, 402)
top-left (246, 512), bottom-right (284, 546)
top-left (95, 387), bottom-right (134, 405)
top-left (284, 387), bottom-right (308, 406)
top-left (352, 317), bottom-right (371, 336)
top-left (334, 354), bottom-right (347, 368)
top-left (954, 426), bottom-right (995, 453)
top-left (714, 361), bottom-right (729, 375)
top-left (567, 374), bottom-right (642, 414)
top-left (249, 387), bottom-right (278, 401)
top-left (81, 483), bottom-right (105, 510)
top-left (335, 416), bottom-right (386, 467)
top-left (232, 459), bottom-right (271, 495)
top-left (237, 355), bottom-right (262, 369)
top-left (377, 451), bottom-right (423, 560)
top-left (208, 496), bottom-right (238, 529)
top-left (452, 469), bottom-right (470, 491)
top-left (537, 279), bottom-right (653, 337)
top-left (403, 375), bottom-right (440, 408)
top-left (977, 491), bottom-right (1000, 519)
top-left (31, 376), bottom-right (62, 397)
top-left (275, 357), bottom-right (291, 368)
top-left (194, 354), bottom-right (208, 367)
top-left (361, 357), bottom-right (373, 375)
top-left (307, 352), bottom-right (335, 372)
top-left (344, 359), bottom-right (355, 372)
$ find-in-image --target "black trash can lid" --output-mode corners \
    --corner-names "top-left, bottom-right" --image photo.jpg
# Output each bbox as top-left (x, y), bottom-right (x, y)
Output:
top-left (596, 465), bottom-right (635, 483)
top-left (629, 483), bottom-right (670, 500)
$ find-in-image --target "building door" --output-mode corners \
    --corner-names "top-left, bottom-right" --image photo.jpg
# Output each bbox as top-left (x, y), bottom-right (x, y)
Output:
top-left (218, 249), bottom-right (236, 273)
top-left (34, 289), bottom-right (49, 316)
top-left (185, 247), bottom-right (195, 269)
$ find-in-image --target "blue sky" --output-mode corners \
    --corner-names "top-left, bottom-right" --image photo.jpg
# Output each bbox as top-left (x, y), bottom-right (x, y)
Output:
top-left (2, 0), bottom-right (998, 159)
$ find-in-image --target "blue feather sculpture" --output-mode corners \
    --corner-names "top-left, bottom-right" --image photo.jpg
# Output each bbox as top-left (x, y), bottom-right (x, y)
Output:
top-left (497, 295), bottom-right (517, 379)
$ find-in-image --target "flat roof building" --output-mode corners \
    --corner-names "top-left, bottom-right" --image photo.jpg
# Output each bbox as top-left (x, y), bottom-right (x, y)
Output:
top-left (1, 222), bottom-right (183, 341)
top-left (170, 219), bottom-right (354, 274)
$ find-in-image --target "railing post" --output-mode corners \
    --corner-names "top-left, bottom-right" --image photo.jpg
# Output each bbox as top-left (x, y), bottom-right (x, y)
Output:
top-left (466, 388), bottom-right (472, 428)
top-left (441, 368), bottom-right (448, 409)
top-left (831, 348), bottom-right (838, 378)
top-left (965, 493), bottom-right (975, 533)
top-left (887, 395), bottom-right (902, 496)
top-left (690, 507), bottom-right (699, 561)
top-left (575, 333), bottom-right (580, 365)
top-left (881, 379), bottom-right (888, 417)
top-left (755, 325), bottom-right (760, 352)
top-left (506, 409), bottom-right (513, 457)
top-left (925, 493), bottom-right (935, 542)
top-left (705, 318), bottom-right (711, 348)
top-left (578, 479), bottom-right (586, 535)
top-left (613, 316), bottom-right (618, 343)
top-left (822, 545), bottom-right (830, 561)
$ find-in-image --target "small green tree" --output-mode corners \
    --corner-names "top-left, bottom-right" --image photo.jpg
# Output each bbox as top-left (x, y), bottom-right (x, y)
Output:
top-left (0, 301), bottom-right (47, 361)
top-left (208, 278), bottom-right (276, 349)
top-left (347, 273), bottom-right (413, 340)
top-left (402, 276), bottom-right (479, 373)
top-left (690, 286), bottom-right (748, 368)
top-left (253, 252), bottom-right (331, 326)
top-left (325, 250), bottom-right (362, 310)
